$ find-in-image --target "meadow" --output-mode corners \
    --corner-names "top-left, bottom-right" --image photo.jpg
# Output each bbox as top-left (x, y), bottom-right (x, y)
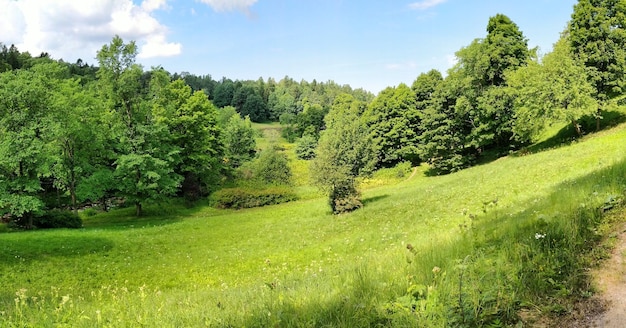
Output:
top-left (2, 119), bottom-right (626, 327)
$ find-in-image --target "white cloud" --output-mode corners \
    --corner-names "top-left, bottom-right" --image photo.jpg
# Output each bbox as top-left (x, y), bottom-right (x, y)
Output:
top-left (0, 0), bottom-right (181, 62)
top-left (409, 0), bottom-right (447, 11)
top-left (138, 35), bottom-right (182, 58)
top-left (141, 0), bottom-right (168, 12)
top-left (197, 0), bottom-right (257, 13)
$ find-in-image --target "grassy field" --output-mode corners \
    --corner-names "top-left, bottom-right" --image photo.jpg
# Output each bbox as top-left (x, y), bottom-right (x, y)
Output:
top-left (2, 120), bottom-right (626, 326)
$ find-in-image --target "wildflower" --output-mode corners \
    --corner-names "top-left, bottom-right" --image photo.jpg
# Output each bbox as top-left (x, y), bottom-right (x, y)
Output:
top-left (535, 233), bottom-right (546, 240)
top-left (432, 266), bottom-right (441, 274)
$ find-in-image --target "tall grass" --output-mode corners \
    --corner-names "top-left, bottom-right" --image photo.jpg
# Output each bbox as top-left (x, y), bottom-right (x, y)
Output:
top-left (2, 123), bottom-right (626, 326)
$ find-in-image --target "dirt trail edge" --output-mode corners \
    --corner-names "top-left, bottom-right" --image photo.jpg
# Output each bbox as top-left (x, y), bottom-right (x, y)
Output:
top-left (590, 223), bottom-right (626, 327)
top-left (562, 223), bottom-right (626, 327)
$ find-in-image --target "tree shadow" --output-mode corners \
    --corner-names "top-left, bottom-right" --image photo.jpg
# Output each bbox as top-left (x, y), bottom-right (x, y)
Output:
top-left (232, 158), bottom-right (626, 327)
top-left (80, 201), bottom-right (204, 230)
top-left (361, 194), bottom-right (390, 206)
top-left (0, 234), bottom-right (114, 265)
top-left (520, 110), bottom-right (626, 155)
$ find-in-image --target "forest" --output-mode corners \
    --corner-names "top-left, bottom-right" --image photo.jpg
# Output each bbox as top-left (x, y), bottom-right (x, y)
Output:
top-left (3, 0), bottom-right (621, 224)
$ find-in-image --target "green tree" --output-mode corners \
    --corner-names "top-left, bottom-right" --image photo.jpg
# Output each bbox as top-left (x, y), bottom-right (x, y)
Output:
top-left (364, 83), bottom-right (420, 167)
top-left (97, 36), bottom-right (181, 216)
top-left (0, 68), bottom-right (54, 227)
top-left (151, 73), bottom-right (224, 199)
top-left (242, 93), bottom-right (269, 122)
top-left (312, 94), bottom-right (377, 213)
top-left (252, 146), bottom-right (292, 185)
top-left (418, 75), bottom-right (471, 174)
top-left (507, 36), bottom-right (597, 140)
top-left (222, 113), bottom-right (257, 168)
top-left (47, 65), bottom-right (107, 213)
top-left (412, 69), bottom-right (444, 112)
top-left (212, 78), bottom-right (235, 108)
top-left (419, 14), bottom-right (531, 173)
top-left (570, 0), bottom-right (626, 129)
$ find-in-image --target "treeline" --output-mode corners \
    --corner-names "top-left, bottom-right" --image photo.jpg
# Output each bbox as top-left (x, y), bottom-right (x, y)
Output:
top-left (1, 0), bottom-right (624, 219)
top-left (309, 0), bottom-right (626, 212)
top-left (0, 37), bottom-right (373, 225)
top-left (0, 37), bottom-right (259, 226)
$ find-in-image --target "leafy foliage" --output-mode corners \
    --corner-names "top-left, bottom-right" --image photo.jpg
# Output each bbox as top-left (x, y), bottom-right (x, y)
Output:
top-left (312, 94), bottom-right (377, 213)
top-left (209, 186), bottom-right (298, 209)
top-left (364, 84), bottom-right (420, 167)
top-left (251, 146), bottom-right (292, 185)
top-left (507, 36), bottom-right (597, 140)
top-left (295, 134), bottom-right (318, 160)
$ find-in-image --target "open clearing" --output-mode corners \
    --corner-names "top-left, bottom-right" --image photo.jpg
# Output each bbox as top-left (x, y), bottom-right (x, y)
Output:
top-left (3, 120), bottom-right (626, 326)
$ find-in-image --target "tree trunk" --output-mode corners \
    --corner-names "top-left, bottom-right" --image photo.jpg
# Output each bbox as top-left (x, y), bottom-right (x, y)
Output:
top-left (572, 119), bottom-right (582, 137)
top-left (596, 107), bottom-right (601, 131)
top-left (135, 201), bottom-right (142, 217)
top-left (70, 170), bottom-right (77, 214)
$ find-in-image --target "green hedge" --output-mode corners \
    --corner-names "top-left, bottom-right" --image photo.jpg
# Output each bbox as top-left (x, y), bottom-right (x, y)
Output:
top-left (35, 210), bottom-right (83, 229)
top-left (210, 186), bottom-right (298, 209)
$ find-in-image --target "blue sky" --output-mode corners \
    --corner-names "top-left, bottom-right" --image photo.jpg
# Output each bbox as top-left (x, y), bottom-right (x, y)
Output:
top-left (2, 0), bottom-right (578, 93)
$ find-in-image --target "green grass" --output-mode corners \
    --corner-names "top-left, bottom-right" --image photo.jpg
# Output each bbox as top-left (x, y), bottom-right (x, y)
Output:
top-left (3, 121), bottom-right (626, 326)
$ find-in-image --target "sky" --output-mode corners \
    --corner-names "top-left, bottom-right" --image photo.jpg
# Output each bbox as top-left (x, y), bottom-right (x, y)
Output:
top-left (1, 0), bottom-right (578, 94)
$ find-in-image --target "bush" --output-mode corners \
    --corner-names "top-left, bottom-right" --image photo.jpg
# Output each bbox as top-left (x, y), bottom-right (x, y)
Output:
top-left (295, 135), bottom-right (317, 160)
top-left (252, 147), bottom-right (292, 185)
top-left (209, 186), bottom-right (298, 209)
top-left (329, 181), bottom-right (362, 214)
top-left (34, 210), bottom-right (83, 229)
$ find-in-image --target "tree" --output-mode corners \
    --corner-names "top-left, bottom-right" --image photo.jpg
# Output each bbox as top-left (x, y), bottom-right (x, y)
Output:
top-left (97, 36), bottom-right (181, 216)
top-left (242, 93), bottom-right (269, 122)
top-left (252, 146), bottom-right (292, 185)
top-left (418, 75), bottom-right (471, 174)
top-left (419, 14), bottom-right (531, 173)
top-left (0, 69), bottom-right (54, 227)
top-left (412, 69), bottom-right (444, 112)
top-left (221, 112), bottom-right (257, 168)
top-left (150, 73), bottom-right (224, 200)
top-left (312, 94), bottom-right (377, 214)
top-left (364, 84), bottom-right (420, 167)
top-left (507, 36), bottom-right (597, 140)
top-left (570, 0), bottom-right (626, 130)
top-left (212, 78), bottom-right (235, 108)
top-left (46, 64), bottom-right (107, 213)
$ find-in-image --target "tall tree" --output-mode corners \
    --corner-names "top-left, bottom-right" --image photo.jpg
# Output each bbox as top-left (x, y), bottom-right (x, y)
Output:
top-left (570, 0), bottom-right (626, 130)
top-left (97, 36), bottom-right (181, 216)
top-left (364, 83), bottom-right (420, 167)
top-left (312, 94), bottom-right (377, 213)
top-left (507, 36), bottom-right (597, 140)
top-left (46, 64), bottom-right (107, 213)
top-left (0, 68), bottom-right (54, 227)
top-left (151, 73), bottom-right (224, 199)
top-left (419, 14), bottom-right (531, 173)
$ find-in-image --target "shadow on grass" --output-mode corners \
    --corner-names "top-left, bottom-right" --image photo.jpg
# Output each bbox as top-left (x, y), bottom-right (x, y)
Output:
top-left (81, 200), bottom-right (208, 230)
top-left (522, 110), bottom-right (626, 155)
top-left (0, 234), bottom-right (114, 265)
top-left (234, 158), bottom-right (626, 327)
top-left (361, 194), bottom-right (390, 206)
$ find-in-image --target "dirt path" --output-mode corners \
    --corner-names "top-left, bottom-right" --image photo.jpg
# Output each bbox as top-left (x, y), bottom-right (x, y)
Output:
top-left (589, 224), bottom-right (626, 327)
top-left (561, 223), bottom-right (626, 327)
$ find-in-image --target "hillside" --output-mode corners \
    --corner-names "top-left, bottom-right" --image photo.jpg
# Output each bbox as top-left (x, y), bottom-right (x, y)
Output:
top-left (2, 118), bottom-right (626, 326)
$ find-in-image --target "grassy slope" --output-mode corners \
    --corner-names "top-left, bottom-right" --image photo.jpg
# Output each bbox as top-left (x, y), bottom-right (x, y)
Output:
top-left (2, 122), bottom-right (626, 326)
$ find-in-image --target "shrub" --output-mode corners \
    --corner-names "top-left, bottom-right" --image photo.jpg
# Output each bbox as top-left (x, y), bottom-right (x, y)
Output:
top-left (329, 181), bottom-right (362, 214)
top-left (295, 135), bottom-right (317, 160)
top-left (209, 186), bottom-right (298, 209)
top-left (34, 210), bottom-right (83, 229)
top-left (252, 147), bottom-right (292, 185)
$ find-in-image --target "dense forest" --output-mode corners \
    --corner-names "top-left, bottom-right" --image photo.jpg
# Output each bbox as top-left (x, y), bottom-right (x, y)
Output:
top-left (1, 0), bottom-right (625, 226)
